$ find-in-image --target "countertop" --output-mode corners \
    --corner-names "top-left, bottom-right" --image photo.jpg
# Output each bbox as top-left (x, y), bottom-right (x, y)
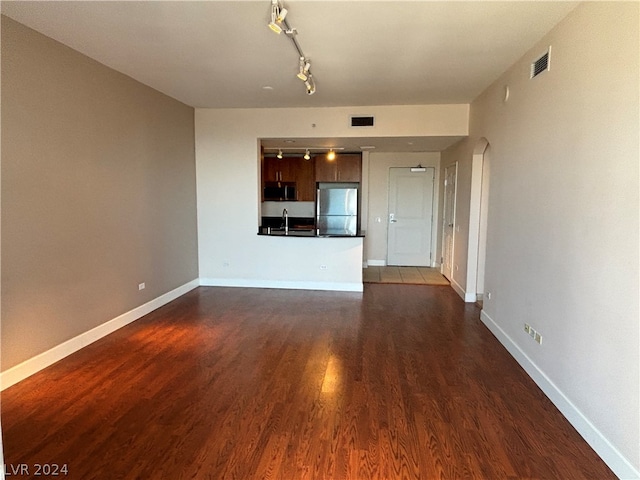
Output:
top-left (257, 227), bottom-right (365, 238)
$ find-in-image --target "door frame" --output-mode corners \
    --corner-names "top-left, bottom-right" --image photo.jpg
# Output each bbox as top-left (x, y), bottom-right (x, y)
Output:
top-left (465, 138), bottom-right (490, 302)
top-left (441, 162), bottom-right (457, 280)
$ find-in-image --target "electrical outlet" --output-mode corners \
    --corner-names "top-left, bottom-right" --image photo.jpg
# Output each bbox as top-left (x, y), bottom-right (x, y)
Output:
top-left (138, 283), bottom-right (145, 291)
top-left (525, 323), bottom-right (543, 345)
top-left (223, 261), bottom-right (230, 267)
top-left (320, 265), bottom-right (328, 270)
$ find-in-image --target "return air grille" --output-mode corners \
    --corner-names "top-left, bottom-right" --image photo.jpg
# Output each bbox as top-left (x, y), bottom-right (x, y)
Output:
top-left (531, 48), bottom-right (551, 78)
top-left (350, 115), bottom-right (375, 127)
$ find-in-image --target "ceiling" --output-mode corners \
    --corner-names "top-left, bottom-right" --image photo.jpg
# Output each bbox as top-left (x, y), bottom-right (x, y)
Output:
top-left (2, 0), bottom-right (578, 151)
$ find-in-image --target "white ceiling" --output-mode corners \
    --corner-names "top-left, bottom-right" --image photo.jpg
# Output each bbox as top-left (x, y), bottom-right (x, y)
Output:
top-left (2, 0), bottom-right (578, 151)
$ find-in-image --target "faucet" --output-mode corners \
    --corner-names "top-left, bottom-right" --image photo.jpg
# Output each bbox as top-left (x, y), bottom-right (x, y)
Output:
top-left (282, 208), bottom-right (289, 234)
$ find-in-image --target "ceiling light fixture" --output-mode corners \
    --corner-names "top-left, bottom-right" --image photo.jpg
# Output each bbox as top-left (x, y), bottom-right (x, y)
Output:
top-left (304, 149), bottom-right (311, 160)
top-left (264, 147), bottom-right (345, 155)
top-left (326, 149), bottom-right (336, 161)
top-left (267, 0), bottom-right (317, 96)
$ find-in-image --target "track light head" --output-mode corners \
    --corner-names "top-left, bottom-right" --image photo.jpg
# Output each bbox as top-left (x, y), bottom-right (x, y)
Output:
top-left (277, 149), bottom-right (283, 159)
top-left (304, 149), bottom-right (311, 160)
top-left (327, 149), bottom-right (336, 161)
top-left (268, 0), bottom-right (284, 34)
top-left (296, 57), bottom-right (311, 81)
top-left (268, 21), bottom-right (282, 34)
top-left (304, 75), bottom-right (316, 95)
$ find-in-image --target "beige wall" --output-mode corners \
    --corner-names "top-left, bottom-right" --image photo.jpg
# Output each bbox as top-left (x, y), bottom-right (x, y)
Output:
top-left (441, 3), bottom-right (639, 477)
top-left (1, 17), bottom-right (199, 370)
top-left (365, 152), bottom-right (440, 264)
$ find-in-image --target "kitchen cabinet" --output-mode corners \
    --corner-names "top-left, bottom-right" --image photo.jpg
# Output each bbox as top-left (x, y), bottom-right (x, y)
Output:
top-left (294, 157), bottom-right (315, 201)
top-left (315, 153), bottom-right (362, 183)
top-left (262, 156), bottom-right (315, 201)
top-left (263, 156), bottom-right (294, 183)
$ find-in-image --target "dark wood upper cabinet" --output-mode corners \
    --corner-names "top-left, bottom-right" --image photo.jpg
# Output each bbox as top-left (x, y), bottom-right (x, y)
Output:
top-left (261, 156), bottom-right (315, 201)
top-left (293, 157), bottom-right (316, 201)
top-left (263, 156), bottom-right (294, 182)
top-left (315, 153), bottom-right (362, 183)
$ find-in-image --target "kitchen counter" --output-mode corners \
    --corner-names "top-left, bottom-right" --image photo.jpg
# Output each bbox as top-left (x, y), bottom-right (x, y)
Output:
top-left (258, 227), bottom-right (365, 238)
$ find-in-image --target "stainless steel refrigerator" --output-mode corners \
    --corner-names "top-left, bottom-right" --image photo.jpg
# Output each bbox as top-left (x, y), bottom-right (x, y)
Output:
top-left (316, 183), bottom-right (358, 236)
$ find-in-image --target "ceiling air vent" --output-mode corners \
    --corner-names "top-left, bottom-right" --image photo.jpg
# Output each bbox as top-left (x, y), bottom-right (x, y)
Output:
top-left (350, 115), bottom-right (375, 127)
top-left (531, 47), bottom-right (551, 79)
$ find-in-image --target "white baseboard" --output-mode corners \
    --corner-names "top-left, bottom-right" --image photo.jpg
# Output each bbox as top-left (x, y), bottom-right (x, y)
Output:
top-left (199, 278), bottom-right (363, 293)
top-left (0, 279), bottom-right (200, 391)
top-left (449, 277), bottom-right (477, 303)
top-left (480, 310), bottom-right (640, 480)
top-left (366, 259), bottom-right (387, 266)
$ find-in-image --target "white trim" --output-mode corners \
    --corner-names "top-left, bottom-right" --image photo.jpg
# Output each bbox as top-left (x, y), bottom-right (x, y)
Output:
top-left (367, 259), bottom-right (387, 266)
top-left (450, 277), bottom-right (476, 303)
top-left (480, 310), bottom-right (640, 480)
top-left (199, 278), bottom-right (363, 293)
top-left (441, 162), bottom-right (457, 282)
top-left (0, 279), bottom-right (200, 391)
top-left (466, 138), bottom-right (490, 302)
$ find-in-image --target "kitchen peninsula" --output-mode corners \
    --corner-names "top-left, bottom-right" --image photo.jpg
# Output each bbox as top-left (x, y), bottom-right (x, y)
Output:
top-left (251, 149), bottom-right (365, 291)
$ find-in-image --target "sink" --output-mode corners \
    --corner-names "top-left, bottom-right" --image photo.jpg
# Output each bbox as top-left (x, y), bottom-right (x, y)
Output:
top-left (263, 227), bottom-right (316, 236)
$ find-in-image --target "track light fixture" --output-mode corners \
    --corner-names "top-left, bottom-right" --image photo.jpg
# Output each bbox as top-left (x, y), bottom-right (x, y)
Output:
top-left (265, 147), bottom-right (344, 158)
top-left (267, 0), bottom-right (317, 96)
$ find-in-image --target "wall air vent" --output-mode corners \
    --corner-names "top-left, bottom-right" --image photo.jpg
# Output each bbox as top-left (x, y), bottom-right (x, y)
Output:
top-left (531, 47), bottom-right (551, 78)
top-left (350, 115), bottom-right (375, 127)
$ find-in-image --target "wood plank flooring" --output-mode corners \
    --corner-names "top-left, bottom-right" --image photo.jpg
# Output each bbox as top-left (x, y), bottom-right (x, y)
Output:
top-left (1, 285), bottom-right (614, 479)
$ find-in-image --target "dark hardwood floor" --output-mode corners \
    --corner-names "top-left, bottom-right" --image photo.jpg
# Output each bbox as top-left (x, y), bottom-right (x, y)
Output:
top-left (2, 285), bottom-right (615, 479)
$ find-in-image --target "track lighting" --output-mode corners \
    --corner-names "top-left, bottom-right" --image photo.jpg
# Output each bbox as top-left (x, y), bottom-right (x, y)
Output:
top-left (264, 147), bottom-right (344, 159)
top-left (267, 0), bottom-right (317, 95)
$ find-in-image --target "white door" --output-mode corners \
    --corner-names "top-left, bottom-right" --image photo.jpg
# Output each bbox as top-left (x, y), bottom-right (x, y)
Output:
top-left (441, 163), bottom-right (457, 280)
top-left (387, 167), bottom-right (435, 266)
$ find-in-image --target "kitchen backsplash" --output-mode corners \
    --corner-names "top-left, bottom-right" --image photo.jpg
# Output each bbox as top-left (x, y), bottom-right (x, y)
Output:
top-left (261, 201), bottom-right (314, 218)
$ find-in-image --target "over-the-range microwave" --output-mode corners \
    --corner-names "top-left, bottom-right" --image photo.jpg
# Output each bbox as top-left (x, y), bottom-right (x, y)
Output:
top-left (263, 182), bottom-right (297, 201)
